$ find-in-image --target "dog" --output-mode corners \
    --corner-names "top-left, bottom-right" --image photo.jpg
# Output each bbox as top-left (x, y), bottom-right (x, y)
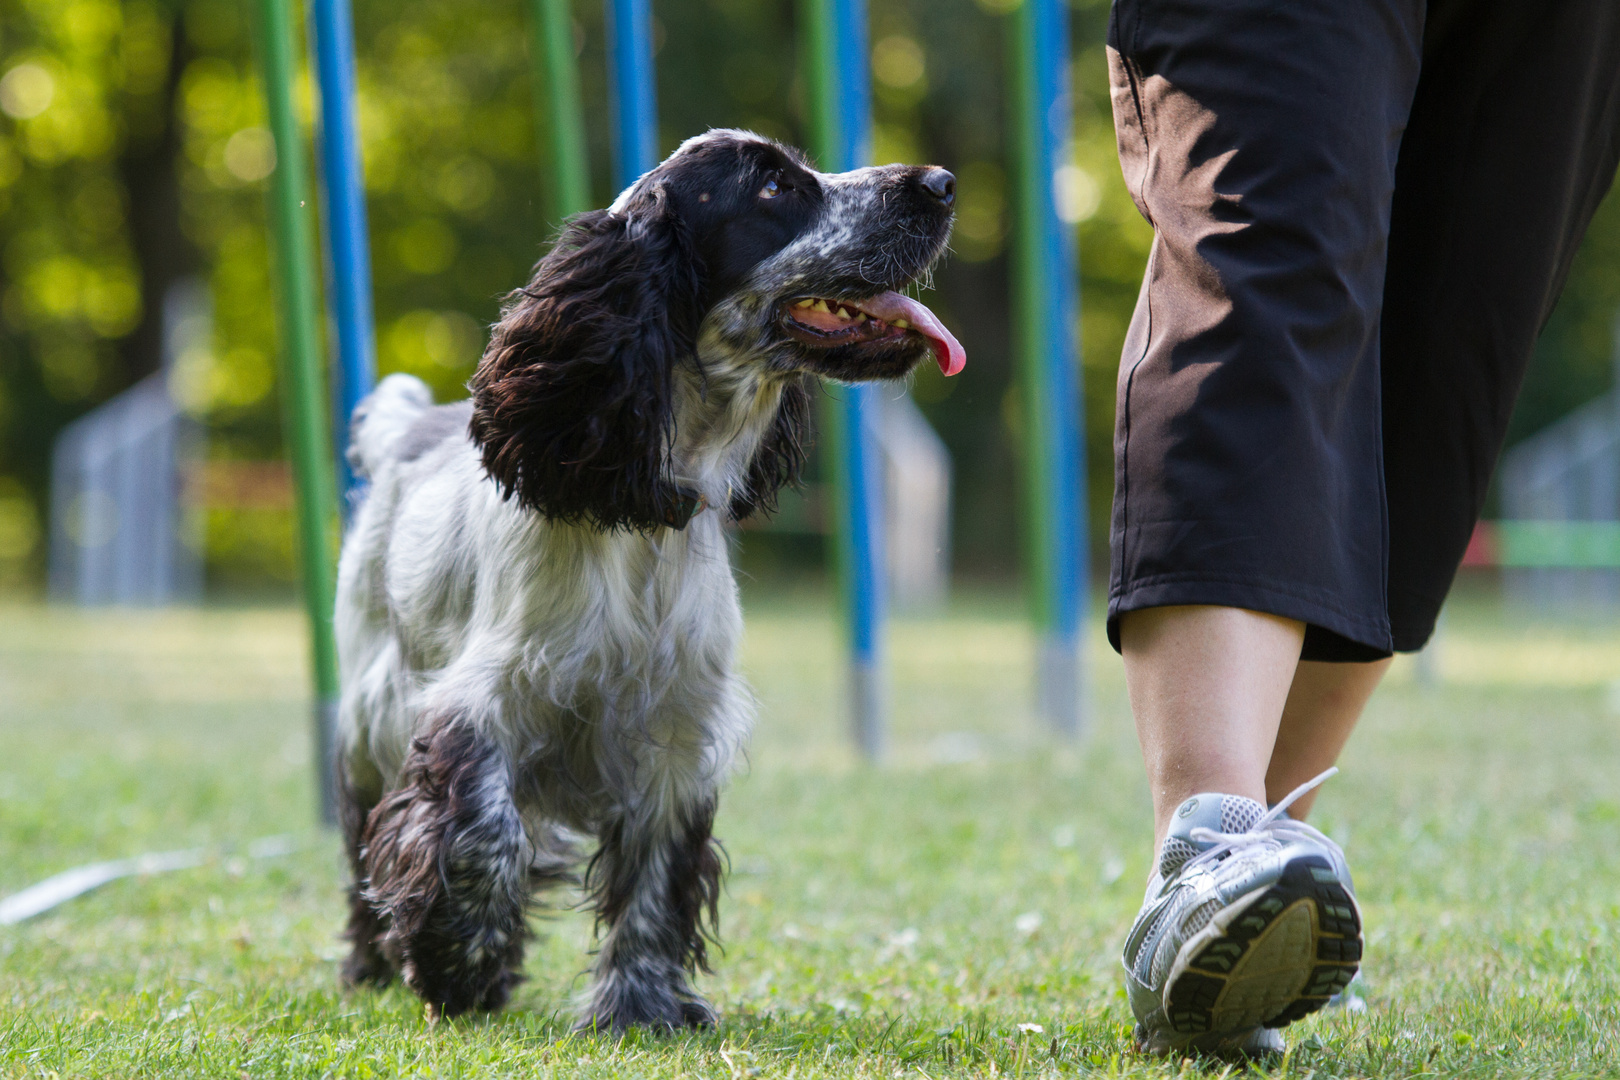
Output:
top-left (332, 129), bottom-right (964, 1030)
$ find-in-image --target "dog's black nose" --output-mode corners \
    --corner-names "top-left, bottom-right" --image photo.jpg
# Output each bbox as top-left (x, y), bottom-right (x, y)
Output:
top-left (919, 167), bottom-right (955, 206)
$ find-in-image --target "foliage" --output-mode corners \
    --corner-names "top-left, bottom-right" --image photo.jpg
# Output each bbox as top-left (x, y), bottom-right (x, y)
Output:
top-left (1, 585), bottom-right (1619, 1076)
top-left (0, 0), bottom-right (1616, 587)
top-left (1515, 188), bottom-right (1620, 447)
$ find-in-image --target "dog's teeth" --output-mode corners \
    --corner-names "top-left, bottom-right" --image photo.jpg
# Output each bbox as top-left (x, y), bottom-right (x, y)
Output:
top-left (893, 317), bottom-right (911, 329)
top-left (795, 298), bottom-right (814, 308)
top-left (854, 312), bottom-right (867, 323)
top-left (836, 307), bottom-right (854, 320)
top-left (812, 299), bottom-right (831, 313)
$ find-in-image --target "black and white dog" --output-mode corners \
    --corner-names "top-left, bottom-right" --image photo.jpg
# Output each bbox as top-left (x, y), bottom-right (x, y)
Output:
top-left (333, 130), bottom-right (963, 1030)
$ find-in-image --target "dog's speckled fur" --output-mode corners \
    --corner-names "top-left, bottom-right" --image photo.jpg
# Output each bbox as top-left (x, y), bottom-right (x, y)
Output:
top-left (334, 130), bottom-right (953, 1029)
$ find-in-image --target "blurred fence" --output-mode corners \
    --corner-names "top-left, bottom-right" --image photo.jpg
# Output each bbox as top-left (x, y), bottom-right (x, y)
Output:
top-left (1498, 312), bottom-right (1620, 608)
top-left (880, 393), bottom-right (952, 610)
top-left (47, 282), bottom-right (205, 606)
top-left (741, 392), bottom-right (954, 610)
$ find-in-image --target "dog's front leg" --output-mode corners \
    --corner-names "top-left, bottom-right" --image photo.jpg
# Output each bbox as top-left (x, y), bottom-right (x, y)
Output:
top-left (337, 764), bottom-right (393, 990)
top-left (361, 717), bottom-right (531, 1019)
top-left (579, 796), bottom-right (723, 1031)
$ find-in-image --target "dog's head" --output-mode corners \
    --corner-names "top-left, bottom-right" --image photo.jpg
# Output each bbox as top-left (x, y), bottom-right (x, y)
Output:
top-left (469, 130), bottom-right (962, 533)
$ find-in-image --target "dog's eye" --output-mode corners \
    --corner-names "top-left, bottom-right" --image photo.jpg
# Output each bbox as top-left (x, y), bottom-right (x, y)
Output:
top-left (758, 176), bottom-right (782, 200)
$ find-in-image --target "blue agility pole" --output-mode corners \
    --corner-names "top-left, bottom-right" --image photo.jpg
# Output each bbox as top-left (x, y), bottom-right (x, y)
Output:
top-left (308, 0), bottom-right (377, 512)
top-left (832, 383), bottom-right (887, 759)
top-left (1011, 0), bottom-right (1088, 735)
top-left (606, 0), bottom-right (658, 189)
top-left (804, 0), bottom-right (887, 759)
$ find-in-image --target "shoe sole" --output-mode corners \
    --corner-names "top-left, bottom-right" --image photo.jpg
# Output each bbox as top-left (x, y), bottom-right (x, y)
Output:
top-left (1160, 854), bottom-right (1361, 1039)
top-left (1134, 1020), bottom-right (1285, 1060)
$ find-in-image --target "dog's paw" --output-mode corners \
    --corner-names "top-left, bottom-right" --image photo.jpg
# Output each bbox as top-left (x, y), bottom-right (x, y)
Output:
top-left (474, 966), bottom-right (526, 1013)
top-left (680, 998), bottom-right (717, 1029)
top-left (339, 945), bottom-right (395, 991)
top-left (572, 1003), bottom-right (715, 1034)
top-left (575, 970), bottom-right (716, 1033)
top-left (398, 937), bottom-right (522, 1020)
top-left (419, 968), bottom-right (524, 1024)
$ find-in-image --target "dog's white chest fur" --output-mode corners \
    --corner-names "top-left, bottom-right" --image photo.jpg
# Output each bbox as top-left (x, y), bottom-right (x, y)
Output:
top-left (335, 394), bottom-right (750, 831)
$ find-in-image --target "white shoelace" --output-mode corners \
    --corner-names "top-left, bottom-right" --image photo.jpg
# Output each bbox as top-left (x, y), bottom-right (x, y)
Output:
top-left (1179, 767), bottom-right (1343, 878)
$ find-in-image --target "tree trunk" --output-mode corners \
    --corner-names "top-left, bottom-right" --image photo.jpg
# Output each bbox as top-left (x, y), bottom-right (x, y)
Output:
top-left (117, 9), bottom-right (199, 387)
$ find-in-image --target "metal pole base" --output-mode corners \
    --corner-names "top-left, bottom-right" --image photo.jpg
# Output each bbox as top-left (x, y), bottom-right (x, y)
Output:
top-left (849, 658), bottom-right (886, 762)
top-left (1038, 635), bottom-right (1087, 740)
top-left (315, 697), bottom-right (339, 827)
top-left (1413, 611), bottom-right (1443, 688)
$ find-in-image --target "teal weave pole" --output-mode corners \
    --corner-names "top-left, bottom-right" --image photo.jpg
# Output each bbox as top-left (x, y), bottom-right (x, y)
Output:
top-left (251, 0), bottom-right (343, 822)
top-left (527, 0), bottom-right (591, 221)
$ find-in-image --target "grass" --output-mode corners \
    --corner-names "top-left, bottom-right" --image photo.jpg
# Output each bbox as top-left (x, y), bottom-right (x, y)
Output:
top-left (1, 580), bottom-right (1618, 1077)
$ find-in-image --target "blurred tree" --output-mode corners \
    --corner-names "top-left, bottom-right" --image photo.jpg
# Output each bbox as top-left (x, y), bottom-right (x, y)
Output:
top-left (0, 0), bottom-right (145, 586)
top-left (0, 0), bottom-right (1614, 590)
top-left (118, 0), bottom-right (199, 384)
top-left (1512, 189), bottom-right (1620, 449)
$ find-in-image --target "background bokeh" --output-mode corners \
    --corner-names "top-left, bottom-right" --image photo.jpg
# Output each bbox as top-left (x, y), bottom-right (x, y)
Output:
top-left (1, 0), bottom-right (1617, 595)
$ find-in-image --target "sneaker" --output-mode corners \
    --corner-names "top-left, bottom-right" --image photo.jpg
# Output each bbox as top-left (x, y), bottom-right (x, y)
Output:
top-left (1134, 1021), bottom-right (1285, 1059)
top-left (1326, 971), bottom-right (1367, 1013)
top-left (1123, 769), bottom-right (1362, 1056)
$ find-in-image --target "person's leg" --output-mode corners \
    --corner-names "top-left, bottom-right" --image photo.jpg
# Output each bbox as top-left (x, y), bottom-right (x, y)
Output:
top-left (1119, 605), bottom-right (1303, 850)
top-left (1380, 0), bottom-right (1620, 649)
top-left (1105, 0), bottom-right (1423, 662)
top-left (1267, 659), bottom-right (1392, 819)
top-left (1119, 603), bottom-right (1366, 1056)
top-left (1108, 0), bottom-right (1620, 1057)
top-left (1106, 0), bottom-right (1419, 1052)
top-left (1125, 609), bottom-right (1391, 846)
top-left (1244, 0), bottom-right (1620, 829)
top-left (1124, 609), bottom-right (1391, 842)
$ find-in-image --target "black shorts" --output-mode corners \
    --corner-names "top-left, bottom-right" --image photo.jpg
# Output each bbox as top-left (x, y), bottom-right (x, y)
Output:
top-left (1105, 0), bottom-right (1620, 661)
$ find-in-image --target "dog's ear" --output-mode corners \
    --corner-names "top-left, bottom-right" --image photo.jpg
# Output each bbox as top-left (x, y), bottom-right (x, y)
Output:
top-left (469, 186), bottom-right (702, 531)
top-left (729, 375), bottom-right (812, 521)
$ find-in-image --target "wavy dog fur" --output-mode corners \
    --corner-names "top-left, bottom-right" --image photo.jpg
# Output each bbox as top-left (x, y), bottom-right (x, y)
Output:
top-left (335, 130), bottom-right (954, 1029)
top-left (470, 186), bottom-right (704, 531)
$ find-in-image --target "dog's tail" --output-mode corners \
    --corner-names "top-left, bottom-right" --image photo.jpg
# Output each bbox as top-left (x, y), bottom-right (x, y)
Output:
top-left (347, 373), bottom-right (434, 481)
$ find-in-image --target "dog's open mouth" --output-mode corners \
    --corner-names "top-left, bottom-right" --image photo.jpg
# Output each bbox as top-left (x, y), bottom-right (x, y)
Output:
top-left (779, 291), bottom-right (966, 376)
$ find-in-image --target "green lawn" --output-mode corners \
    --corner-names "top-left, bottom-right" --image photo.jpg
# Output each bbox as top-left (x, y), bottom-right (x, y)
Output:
top-left (2, 584), bottom-right (1617, 1077)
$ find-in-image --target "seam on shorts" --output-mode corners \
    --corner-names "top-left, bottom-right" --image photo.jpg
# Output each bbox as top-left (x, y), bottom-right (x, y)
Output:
top-left (1119, 47), bottom-right (1156, 231)
top-left (1115, 36), bottom-right (1157, 596)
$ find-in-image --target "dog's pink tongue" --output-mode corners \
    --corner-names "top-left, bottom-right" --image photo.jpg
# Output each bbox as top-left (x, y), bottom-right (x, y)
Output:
top-left (864, 292), bottom-right (966, 376)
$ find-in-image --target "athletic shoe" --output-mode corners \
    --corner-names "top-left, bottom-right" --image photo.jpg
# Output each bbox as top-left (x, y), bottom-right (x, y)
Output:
top-left (1327, 972), bottom-right (1367, 1013)
top-left (1122, 769), bottom-right (1362, 1056)
top-left (1134, 1020), bottom-right (1285, 1058)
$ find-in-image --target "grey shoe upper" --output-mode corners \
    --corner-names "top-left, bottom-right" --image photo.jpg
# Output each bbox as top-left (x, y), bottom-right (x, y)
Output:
top-left (1123, 769), bottom-right (1356, 1046)
top-left (1125, 792), bottom-right (1279, 1013)
top-left (1156, 789), bottom-right (1263, 878)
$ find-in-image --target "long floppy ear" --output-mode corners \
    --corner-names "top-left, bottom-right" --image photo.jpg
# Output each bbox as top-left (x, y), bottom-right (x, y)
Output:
top-left (728, 375), bottom-right (812, 521)
top-left (469, 186), bottom-right (701, 532)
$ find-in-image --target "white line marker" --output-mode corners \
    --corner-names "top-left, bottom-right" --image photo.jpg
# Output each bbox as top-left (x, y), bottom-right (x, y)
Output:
top-left (0, 835), bottom-right (303, 925)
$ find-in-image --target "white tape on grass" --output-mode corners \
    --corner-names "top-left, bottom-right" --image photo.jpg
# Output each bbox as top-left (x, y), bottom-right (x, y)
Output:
top-left (0, 835), bottom-right (301, 926)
